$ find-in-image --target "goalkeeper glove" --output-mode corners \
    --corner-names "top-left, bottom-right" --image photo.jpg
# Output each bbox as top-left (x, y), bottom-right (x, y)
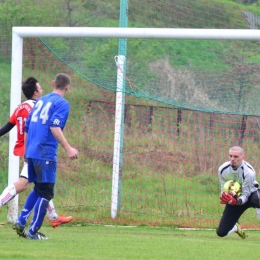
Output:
top-left (220, 192), bottom-right (237, 205)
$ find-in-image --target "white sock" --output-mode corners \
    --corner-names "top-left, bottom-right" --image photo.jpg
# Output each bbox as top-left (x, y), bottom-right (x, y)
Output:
top-left (0, 184), bottom-right (17, 207)
top-left (46, 199), bottom-right (59, 220)
top-left (228, 225), bottom-right (238, 235)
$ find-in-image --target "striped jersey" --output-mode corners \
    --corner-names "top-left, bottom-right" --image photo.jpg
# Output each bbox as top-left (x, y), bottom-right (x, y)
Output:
top-left (218, 160), bottom-right (257, 204)
top-left (9, 99), bottom-right (36, 156)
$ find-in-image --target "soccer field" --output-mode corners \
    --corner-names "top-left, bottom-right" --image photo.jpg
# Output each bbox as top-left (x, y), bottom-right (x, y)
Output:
top-left (1, 223), bottom-right (259, 260)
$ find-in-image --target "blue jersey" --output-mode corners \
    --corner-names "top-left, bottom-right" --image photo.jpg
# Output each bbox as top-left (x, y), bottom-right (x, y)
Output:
top-left (25, 93), bottom-right (70, 162)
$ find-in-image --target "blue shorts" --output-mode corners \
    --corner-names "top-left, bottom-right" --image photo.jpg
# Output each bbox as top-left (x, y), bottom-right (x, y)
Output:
top-left (28, 159), bottom-right (56, 183)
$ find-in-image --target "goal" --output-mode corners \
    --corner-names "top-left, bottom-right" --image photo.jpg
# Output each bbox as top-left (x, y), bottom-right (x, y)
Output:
top-left (8, 27), bottom-right (260, 228)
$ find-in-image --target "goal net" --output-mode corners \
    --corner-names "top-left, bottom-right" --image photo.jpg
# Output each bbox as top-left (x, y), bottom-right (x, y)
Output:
top-left (7, 26), bottom-right (260, 229)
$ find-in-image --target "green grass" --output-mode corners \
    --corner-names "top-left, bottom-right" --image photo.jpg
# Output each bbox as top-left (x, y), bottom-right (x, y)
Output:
top-left (0, 223), bottom-right (260, 260)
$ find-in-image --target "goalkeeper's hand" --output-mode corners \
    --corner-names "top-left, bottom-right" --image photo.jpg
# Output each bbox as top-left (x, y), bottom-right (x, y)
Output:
top-left (220, 192), bottom-right (237, 205)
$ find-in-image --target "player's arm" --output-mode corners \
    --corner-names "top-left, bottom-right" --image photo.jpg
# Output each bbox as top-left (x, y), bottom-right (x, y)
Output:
top-left (3, 108), bottom-right (20, 137)
top-left (239, 174), bottom-right (254, 204)
top-left (0, 122), bottom-right (15, 136)
top-left (23, 131), bottom-right (28, 161)
top-left (50, 126), bottom-right (78, 159)
top-left (218, 168), bottom-right (226, 193)
top-left (23, 110), bottom-right (32, 160)
top-left (50, 101), bottom-right (78, 159)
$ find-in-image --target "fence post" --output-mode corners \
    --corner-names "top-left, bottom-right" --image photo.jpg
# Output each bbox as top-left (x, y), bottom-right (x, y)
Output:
top-left (177, 108), bottom-right (182, 136)
top-left (239, 115), bottom-right (247, 146)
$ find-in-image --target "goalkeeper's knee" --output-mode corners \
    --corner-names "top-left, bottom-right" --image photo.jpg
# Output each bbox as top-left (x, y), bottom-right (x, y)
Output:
top-left (216, 228), bottom-right (228, 237)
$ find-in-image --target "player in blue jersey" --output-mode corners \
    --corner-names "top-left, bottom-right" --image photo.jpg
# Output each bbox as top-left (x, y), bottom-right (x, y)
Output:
top-left (13, 73), bottom-right (78, 240)
top-left (0, 77), bottom-right (73, 228)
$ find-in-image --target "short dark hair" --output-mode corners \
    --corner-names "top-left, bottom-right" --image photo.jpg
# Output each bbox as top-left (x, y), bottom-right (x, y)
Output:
top-left (54, 73), bottom-right (71, 90)
top-left (22, 77), bottom-right (38, 99)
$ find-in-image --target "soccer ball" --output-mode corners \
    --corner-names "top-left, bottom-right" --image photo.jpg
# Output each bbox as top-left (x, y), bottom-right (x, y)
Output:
top-left (223, 180), bottom-right (241, 196)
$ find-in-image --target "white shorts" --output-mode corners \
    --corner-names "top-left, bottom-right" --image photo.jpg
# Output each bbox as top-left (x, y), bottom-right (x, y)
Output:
top-left (20, 161), bottom-right (28, 179)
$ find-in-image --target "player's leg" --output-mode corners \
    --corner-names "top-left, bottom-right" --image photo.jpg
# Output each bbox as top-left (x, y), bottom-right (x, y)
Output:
top-left (27, 182), bottom-right (52, 240)
top-left (217, 190), bottom-right (260, 239)
top-left (46, 199), bottom-right (58, 220)
top-left (248, 190), bottom-right (260, 208)
top-left (17, 188), bottom-right (39, 225)
top-left (27, 159), bottom-right (56, 239)
top-left (13, 177), bottom-right (30, 193)
top-left (13, 188), bottom-right (39, 237)
top-left (0, 161), bottom-right (29, 207)
top-left (47, 199), bottom-right (73, 228)
top-left (13, 159), bottom-right (39, 237)
top-left (20, 160), bottom-right (73, 228)
top-left (15, 160), bottom-right (30, 192)
top-left (216, 203), bottom-right (249, 237)
top-left (0, 184), bottom-right (17, 207)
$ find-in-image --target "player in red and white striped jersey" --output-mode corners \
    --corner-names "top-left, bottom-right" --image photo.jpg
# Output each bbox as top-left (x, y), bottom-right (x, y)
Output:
top-left (0, 77), bottom-right (73, 228)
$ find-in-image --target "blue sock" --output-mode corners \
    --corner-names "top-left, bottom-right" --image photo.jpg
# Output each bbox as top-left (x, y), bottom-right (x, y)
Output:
top-left (29, 197), bottom-right (49, 235)
top-left (18, 189), bottom-right (39, 225)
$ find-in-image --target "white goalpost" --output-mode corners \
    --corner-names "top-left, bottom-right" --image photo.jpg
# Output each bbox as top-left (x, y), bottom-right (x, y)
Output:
top-left (8, 26), bottom-right (260, 223)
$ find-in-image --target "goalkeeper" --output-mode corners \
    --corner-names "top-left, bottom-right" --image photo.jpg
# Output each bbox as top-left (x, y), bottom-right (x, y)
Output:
top-left (217, 146), bottom-right (260, 239)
